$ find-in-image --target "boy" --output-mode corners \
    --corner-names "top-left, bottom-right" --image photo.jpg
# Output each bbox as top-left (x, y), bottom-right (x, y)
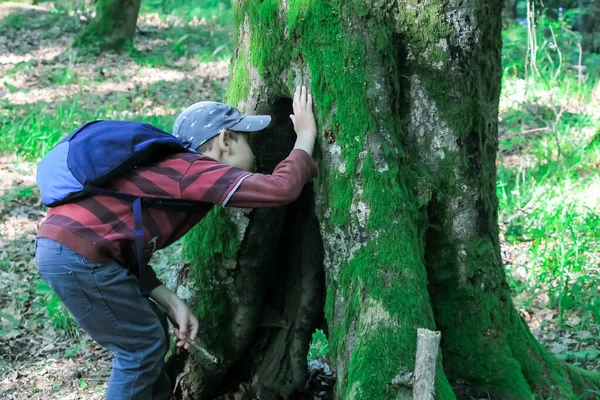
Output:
top-left (34, 86), bottom-right (317, 399)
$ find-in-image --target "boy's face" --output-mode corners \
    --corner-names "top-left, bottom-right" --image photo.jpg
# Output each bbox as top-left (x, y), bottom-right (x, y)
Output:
top-left (225, 132), bottom-right (255, 171)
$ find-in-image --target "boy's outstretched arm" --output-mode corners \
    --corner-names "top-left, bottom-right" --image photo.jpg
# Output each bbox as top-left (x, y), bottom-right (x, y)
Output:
top-left (219, 86), bottom-right (318, 208)
top-left (177, 86), bottom-right (318, 208)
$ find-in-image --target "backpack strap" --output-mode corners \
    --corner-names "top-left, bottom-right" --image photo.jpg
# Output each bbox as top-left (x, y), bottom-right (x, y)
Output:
top-left (84, 185), bottom-right (151, 295)
top-left (133, 197), bottom-right (150, 296)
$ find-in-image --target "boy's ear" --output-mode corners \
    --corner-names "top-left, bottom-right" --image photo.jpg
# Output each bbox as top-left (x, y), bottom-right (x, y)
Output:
top-left (217, 130), bottom-right (230, 151)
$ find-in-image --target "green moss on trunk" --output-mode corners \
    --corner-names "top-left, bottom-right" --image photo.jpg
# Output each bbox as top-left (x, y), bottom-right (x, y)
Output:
top-left (75, 0), bottom-right (141, 51)
top-left (183, 208), bottom-right (241, 337)
top-left (231, 1), bottom-right (456, 398)
top-left (180, 0), bottom-right (600, 398)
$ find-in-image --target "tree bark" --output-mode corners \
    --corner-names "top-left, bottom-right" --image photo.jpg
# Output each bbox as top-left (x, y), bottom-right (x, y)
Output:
top-left (167, 0), bottom-right (600, 399)
top-left (504, 0), bottom-right (518, 20)
top-left (582, 0), bottom-right (600, 53)
top-left (76, 0), bottom-right (141, 51)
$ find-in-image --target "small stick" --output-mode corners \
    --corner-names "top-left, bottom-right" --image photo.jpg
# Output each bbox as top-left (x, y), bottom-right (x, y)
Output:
top-left (413, 328), bottom-right (441, 400)
top-left (159, 305), bottom-right (219, 363)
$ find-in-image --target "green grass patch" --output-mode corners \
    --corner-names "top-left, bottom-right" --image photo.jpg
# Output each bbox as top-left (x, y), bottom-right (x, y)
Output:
top-left (0, 88), bottom-right (194, 159)
top-left (499, 11), bottom-right (600, 332)
top-left (0, 185), bottom-right (36, 202)
top-left (34, 279), bottom-right (80, 338)
top-left (307, 329), bottom-right (329, 361)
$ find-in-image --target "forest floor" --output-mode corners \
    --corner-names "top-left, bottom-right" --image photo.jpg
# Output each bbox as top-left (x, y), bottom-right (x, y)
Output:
top-left (1, 1), bottom-right (599, 399)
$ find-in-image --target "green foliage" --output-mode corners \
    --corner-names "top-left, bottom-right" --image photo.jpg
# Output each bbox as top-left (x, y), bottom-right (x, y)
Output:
top-left (499, 9), bottom-right (600, 333)
top-left (182, 208), bottom-right (241, 344)
top-left (0, 185), bottom-right (36, 202)
top-left (34, 279), bottom-right (79, 338)
top-left (141, 0), bottom-right (231, 16)
top-left (307, 329), bottom-right (329, 361)
top-left (78, 377), bottom-right (88, 389)
top-left (498, 149), bottom-right (600, 328)
top-left (502, 7), bottom-right (600, 87)
top-left (136, 0), bottom-right (234, 65)
top-left (0, 92), bottom-right (188, 160)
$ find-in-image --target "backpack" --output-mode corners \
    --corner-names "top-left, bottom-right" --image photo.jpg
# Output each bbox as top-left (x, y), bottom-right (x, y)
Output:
top-left (37, 120), bottom-right (195, 294)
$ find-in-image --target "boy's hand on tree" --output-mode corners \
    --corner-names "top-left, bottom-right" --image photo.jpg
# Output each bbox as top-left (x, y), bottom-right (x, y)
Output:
top-left (291, 85), bottom-right (317, 156)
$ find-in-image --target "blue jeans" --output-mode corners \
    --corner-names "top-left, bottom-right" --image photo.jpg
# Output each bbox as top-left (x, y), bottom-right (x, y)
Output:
top-left (34, 238), bottom-right (171, 400)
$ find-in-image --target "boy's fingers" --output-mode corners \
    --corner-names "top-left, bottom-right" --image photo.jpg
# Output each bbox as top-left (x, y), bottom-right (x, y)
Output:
top-left (293, 86), bottom-right (300, 113)
top-left (300, 86), bottom-right (307, 106)
top-left (307, 92), bottom-right (313, 109)
top-left (295, 86), bottom-right (301, 110)
top-left (290, 115), bottom-right (295, 125)
top-left (190, 318), bottom-right (199, 341)
top-left (178, 321), bottom-right (188, 339)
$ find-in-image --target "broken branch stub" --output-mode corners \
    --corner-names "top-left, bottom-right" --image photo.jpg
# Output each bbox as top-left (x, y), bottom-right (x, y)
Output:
top-left (413, 328), bottom-right (441, 400)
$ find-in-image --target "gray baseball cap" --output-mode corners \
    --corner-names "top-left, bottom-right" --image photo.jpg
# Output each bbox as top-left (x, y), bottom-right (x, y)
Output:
top-left (172, 101), bottom-right (272, 150)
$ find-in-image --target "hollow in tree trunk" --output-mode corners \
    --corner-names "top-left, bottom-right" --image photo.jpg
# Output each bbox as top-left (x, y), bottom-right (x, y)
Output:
top-left (166, 1), bottom-right (600, 399)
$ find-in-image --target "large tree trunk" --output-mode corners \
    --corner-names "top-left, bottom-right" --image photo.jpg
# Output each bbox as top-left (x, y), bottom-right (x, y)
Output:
top-left (167, 1), bottom-right (600, 399)
top-left (75, 0), bottom-right (141, 51)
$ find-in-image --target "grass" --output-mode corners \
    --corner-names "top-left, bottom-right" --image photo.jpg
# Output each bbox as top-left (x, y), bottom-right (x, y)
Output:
top-left (308, 329), bottom-right (330, 361)
top-left (0, 94), bottom-right (181, 159)
top-left (34, 279), bottom-right (81, 339)
top-left (0, 0), bottom-right (232, 159)
top-left (498, 8), bottom-right (600, 336)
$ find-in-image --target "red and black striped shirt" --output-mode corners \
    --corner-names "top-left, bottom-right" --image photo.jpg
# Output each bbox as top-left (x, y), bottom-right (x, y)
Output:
top-left (37, 149), bottom-right (318, 291)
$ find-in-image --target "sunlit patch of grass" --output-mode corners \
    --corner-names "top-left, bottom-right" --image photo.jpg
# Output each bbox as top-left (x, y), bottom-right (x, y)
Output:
top-left (0, 94), bottom-right (181, 159)
top-left (0, 68), bottom-right (227, 159)
top-left (498, 115), bottom-right (600, 331)
top-left (308, 329), bottom-right (329, 362)
top-left (130, 6), bottom-right (234, 68)
top-left (499, 11), bottom-right (600, 334)
top-left (1, 0), bottom-right (231, 160)
top-left (34, 279), bottom-right (80, 339)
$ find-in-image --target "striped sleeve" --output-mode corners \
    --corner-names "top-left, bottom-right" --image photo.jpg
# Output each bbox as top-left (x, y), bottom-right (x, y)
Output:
top-left (223, 149), bottom-right (318, 209)
top-left (178, 157), bottom-right (252, 206)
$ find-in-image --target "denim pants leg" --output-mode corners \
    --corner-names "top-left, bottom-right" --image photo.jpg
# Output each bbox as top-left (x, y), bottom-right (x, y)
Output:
top-left (34, 238), bottom-right (171, 400)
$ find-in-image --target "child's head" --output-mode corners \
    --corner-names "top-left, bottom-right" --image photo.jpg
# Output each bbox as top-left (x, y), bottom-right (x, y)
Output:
top-left (196, 129), bottom-right (255, 171)
top-left (173, 101), bottom-right (271, 170)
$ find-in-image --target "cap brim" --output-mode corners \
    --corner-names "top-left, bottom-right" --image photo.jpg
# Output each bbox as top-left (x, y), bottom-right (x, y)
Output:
top-left (229, 115), bottom-right (272, 132)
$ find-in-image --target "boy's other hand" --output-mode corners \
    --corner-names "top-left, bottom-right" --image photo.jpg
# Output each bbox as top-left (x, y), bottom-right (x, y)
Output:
top-left (290, 86), bottom-right (317, 156)
top-left (150, 285), bottom-right (199, 349)
top-left (170, 299), bottom-right (199, 349)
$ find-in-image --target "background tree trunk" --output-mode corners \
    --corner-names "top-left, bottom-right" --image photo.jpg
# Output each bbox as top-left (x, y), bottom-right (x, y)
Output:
top-left (582, 0), bottom-right (600, 53)
top-left (167, 0), bottom-right (600, 399)
top-left (504, 0), bottom-right (519, 20)
top-left (75, 0), bottom-right (141, 51)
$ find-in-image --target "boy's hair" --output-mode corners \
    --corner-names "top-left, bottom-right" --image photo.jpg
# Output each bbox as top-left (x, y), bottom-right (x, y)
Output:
top-left (197, 130), bottom-right (242, 152)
